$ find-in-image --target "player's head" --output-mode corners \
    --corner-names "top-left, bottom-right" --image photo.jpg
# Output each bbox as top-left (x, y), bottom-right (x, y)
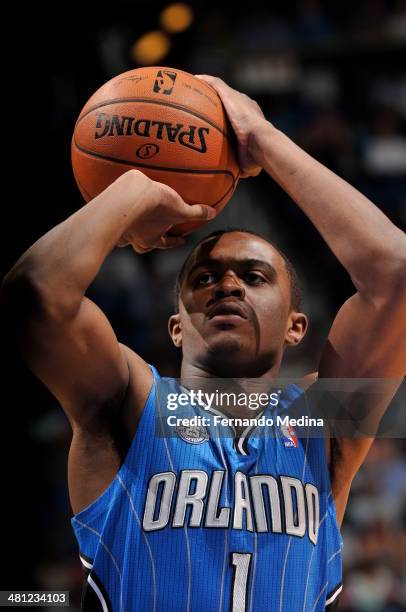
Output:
top-left (168, 229), bottom-right (308, 377)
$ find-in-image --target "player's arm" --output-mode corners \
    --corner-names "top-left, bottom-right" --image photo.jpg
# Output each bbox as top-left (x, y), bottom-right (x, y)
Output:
top-left (1, 170), bottom-right (215, 426)
top-left (197, 75), bottom-right (406, 520)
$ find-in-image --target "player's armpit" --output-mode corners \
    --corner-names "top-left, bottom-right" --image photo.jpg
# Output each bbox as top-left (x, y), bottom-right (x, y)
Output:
top-left (317, 286), bottom-right (406, 494)
top-left (2, 280), bottom-right (151, 425)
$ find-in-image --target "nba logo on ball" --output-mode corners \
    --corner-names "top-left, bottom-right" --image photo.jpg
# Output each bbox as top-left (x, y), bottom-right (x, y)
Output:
top-left (153, 70), bottom-right (177, 95)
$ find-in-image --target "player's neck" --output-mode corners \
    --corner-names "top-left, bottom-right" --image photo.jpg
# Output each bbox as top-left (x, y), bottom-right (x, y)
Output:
top-left (179, 361), bottom-right (281, 424)
top-left (180, 360), bottom-right (280, 381)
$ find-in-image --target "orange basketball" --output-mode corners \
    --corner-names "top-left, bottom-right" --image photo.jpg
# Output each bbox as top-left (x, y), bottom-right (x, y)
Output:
top-left (72, 67), bottom-right (240, 234)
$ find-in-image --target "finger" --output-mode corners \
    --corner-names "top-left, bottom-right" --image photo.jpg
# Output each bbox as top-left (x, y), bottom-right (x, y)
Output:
top-left (195, 74), bottom-right (226, 88)
top-left (156, 182), bottom-right (187, 208)
top-left (194, 74), bottom-right (217, 83)
top-left (238, 162), bottom-right (262, 178)
top-left (158, 235), bottom-right (186, 249)
top-left (177, 203), bottom-right (217, 222)
top-left (244, 168), bottom-right (262, 178)
top-left (133, 245), bottom-right (152, 254)
top-left (195, 74), bottom-right (236, 96)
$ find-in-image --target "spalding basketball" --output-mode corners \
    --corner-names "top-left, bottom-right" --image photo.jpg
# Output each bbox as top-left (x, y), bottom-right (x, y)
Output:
top-left (72, 67), bottom-right (240, 234)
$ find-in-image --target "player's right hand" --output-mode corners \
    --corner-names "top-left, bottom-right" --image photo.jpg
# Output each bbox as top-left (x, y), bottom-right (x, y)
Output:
top-left (115, 171), bottom-right (216, 253)
top-left (195, 75), bottom-right (266, 179)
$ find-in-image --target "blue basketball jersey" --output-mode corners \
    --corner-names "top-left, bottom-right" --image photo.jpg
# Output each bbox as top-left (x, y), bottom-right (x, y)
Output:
top-left (71, 366), bottom-right (343, 611)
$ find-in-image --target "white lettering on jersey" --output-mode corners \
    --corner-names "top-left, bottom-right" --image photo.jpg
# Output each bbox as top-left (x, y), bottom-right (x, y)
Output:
top-left (250, 475), bottom-right (282, 533)
top-left (205, 470), bottom-right (230, 528)
top-left (173, 470), bottom-right (208, 527)
top-left (143, 472), bottom-right (176, 531)
top-left (233, 472), bottom-right (254, 531)
top-left (143, 470), bottom-right (320, 543)
top-left (281, 476), bottom-right (306, 538)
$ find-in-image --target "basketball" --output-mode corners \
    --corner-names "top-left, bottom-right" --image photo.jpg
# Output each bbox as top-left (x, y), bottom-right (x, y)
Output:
top-left (71, 66), bottom-right (240, 234)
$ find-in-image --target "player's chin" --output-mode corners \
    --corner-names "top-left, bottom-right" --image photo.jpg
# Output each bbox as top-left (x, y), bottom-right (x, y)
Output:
top-left (205, 334), bottom-right (258, 377)
top-left (206, 327), bottom-right (251, 354)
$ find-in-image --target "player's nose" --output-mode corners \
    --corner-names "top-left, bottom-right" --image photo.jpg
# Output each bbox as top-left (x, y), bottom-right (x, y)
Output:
top-left (214, 271), bottom-right (245, 299)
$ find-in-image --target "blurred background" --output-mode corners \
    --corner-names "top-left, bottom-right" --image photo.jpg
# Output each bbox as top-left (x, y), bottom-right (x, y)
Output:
top-left (1, 1), bottom-right (405, 610)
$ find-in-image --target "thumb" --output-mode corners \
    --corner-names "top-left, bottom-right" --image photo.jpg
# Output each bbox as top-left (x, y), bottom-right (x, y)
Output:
top-left (178, 203), bottom-right (217, 222)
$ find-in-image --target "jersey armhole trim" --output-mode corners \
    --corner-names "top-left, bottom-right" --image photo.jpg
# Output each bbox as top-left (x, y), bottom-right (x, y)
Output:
top-left (82, 565), bottom-right (113, 612)
top-left (325, 583), bottom-right (342, 608)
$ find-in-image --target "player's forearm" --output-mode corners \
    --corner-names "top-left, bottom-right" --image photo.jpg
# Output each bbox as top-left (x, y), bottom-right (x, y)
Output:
top-left (250, 122), bottom-right (406, 294)
top-left (3, 172), bottom-right (146, 318)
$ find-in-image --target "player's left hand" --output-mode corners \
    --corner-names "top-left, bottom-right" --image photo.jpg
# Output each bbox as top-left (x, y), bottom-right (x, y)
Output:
top-left (195, 74), bottom-right (267, 178)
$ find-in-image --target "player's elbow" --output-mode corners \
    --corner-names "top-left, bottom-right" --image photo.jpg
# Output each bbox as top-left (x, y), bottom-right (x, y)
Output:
top-left (1, 265), bottom-right (45, 320)
top-left (383, 249), bottom-right (406, 299)
top-left (1, 263), bottom-right (72, 324)
top-left (356, 241), bottom-right (406, 301)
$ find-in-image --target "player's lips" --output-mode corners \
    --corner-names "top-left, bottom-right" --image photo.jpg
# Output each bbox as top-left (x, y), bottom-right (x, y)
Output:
top-left (207, 301), bottom-right (248, 321)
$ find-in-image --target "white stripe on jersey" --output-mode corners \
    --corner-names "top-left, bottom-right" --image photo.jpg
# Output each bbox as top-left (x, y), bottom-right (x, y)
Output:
top-left (312, 582), bottom-right (328, 611)
top-left (279, 421), bottom-right (310, 612)
top-left (79, 555), bottom-right (93, 570)
top-left (156, 382), bottom-right (192, 612)
top-left (88, 574), bottom-right (109, 612)
top-left (302, 501), bottom-right (331, 612)
top-left (73, 517), bottom-right (123, 612)
top-left (325, 585), bottom-right (343, 606)
top-left (215, 419), bottom-right (231, 612)
top-left (327, 548), bottom-right (342, 564)
top-left (117, 474), bottom-right (157, 612)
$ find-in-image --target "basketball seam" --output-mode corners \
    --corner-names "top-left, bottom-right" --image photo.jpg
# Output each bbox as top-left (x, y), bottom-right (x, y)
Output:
top-left (76, 98), bottom-right (231, 142)
top-left (73, 139), bottom-right (237, 180)
top-left (211, 175), bottom-right (238, 208)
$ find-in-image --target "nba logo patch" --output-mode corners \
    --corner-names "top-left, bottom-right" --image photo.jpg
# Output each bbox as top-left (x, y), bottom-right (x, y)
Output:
top-left (280, 423), bottom-right (298, 448)
top-left (175, 425), bottom-right (209, 444)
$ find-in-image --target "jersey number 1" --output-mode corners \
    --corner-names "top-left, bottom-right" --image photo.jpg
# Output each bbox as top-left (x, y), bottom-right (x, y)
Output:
top-left (231, 552), bottom-right (252, 612)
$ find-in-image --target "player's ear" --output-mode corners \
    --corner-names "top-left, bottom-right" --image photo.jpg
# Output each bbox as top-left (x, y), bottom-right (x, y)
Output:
top-left (168, 313), bottom-right (182, 348)
top-left (284, 311), bottom-right (308, 347)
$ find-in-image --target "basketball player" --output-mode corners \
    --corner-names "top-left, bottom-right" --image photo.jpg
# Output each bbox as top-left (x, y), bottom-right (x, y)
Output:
top-left (2, 76), bottom-right (405, 611)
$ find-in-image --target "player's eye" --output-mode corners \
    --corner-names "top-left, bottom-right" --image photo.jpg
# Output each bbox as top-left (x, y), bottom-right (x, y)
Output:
top-left (197, 272), bottom-right (217, 285)
top-left (244, 271), bottom-right (266, 285)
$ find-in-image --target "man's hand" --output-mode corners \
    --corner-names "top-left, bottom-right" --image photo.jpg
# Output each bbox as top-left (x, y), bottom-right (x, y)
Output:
top-left (115, 171), bottom-right (216, 253)
top-left (195, 75), bottom-right (268, 178)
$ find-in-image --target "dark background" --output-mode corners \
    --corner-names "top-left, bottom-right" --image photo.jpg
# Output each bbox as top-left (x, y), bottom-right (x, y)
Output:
top-left (2, 1), bottom-right (405, 610)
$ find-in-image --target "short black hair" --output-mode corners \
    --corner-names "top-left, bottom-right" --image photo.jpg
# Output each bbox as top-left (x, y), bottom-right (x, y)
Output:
top-left (174, 228), bottom-right (302, 311)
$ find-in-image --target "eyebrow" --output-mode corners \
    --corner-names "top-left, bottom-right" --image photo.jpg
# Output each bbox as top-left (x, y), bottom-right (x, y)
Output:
top-left (186, 257), bottom-right (278, 279)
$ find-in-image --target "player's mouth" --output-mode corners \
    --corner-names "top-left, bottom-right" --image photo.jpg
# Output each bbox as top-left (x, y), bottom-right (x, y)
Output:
top-left (207, 301), bottom-right (248, 326)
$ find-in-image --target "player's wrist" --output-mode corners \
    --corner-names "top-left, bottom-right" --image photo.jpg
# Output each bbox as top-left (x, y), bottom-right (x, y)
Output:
top-left (111, 170), bottom-right (157, 220)
top-left (246, 119), bottom-right (275, 166)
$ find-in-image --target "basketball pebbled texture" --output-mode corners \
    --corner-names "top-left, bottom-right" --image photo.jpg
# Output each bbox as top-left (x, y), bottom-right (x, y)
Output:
top-left (72, 67), bottom-right (240, 234)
